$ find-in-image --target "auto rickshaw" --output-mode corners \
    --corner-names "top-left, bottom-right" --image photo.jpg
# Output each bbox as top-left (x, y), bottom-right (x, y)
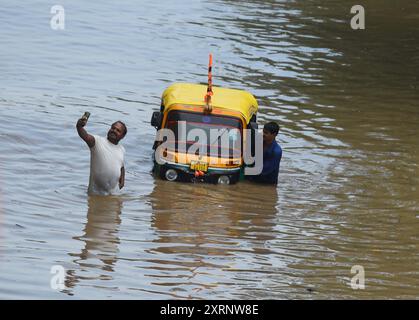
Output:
top-left (150, 56), bottom-right (259, 184)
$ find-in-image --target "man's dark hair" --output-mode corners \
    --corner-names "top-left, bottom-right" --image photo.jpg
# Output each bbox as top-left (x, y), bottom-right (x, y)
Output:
top-left (114, 121), bottom-right (127, 136)
top-left (264, 122), bottom-right (279, 135)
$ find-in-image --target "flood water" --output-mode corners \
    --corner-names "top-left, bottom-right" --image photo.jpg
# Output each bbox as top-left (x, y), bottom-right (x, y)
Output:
top-left (0, 0), bottom-right (418, 299)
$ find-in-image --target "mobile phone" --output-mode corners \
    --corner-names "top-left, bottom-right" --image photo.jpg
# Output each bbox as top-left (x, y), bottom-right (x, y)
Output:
top-left (82, 112), bottom-right (90, 121)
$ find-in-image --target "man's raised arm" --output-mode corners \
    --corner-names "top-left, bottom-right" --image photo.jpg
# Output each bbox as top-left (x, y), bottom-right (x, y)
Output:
top-left (76, 118), bottom-right (95, 148)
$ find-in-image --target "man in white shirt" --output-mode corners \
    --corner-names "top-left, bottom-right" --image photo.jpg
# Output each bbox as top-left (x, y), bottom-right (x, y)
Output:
top-left (76, 116), bottom-right (127, 195)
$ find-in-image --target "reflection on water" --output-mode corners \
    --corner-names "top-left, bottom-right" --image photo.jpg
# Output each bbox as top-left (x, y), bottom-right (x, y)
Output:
top-left (146, 180), bottom-right (279, 299)
top-left (64, 196), bottom-right (122, 295)
top-left (150, 180), bottom-right (278, 253)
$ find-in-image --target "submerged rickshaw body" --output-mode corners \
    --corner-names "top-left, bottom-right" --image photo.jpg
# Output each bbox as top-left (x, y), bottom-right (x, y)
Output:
top-left (151, 83), bottom-right (259, 184)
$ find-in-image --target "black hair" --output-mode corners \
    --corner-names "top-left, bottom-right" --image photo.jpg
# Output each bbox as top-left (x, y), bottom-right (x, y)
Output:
top-left (264, 122), bottom-right (279, 135)
top-left (113, 121), bottom-right (127, 136)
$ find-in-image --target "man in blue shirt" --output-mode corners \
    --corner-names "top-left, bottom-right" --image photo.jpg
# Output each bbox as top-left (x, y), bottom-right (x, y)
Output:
top-left (248, 122), bottom-right (282, 185)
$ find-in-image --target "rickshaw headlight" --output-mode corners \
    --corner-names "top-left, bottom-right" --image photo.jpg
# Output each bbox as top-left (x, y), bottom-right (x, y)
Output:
top-left (165, 169), bottom-right (178, 181)
top-left (217, 175), bottom-right (230, 185)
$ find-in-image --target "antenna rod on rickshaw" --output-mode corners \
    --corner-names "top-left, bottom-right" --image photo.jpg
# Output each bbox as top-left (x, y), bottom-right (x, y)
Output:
top-left (204, 53), bottom-right (213, 112)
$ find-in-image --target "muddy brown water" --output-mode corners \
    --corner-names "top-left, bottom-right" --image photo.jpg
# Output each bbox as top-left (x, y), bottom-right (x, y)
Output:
top-left (0, 0), bottom-right (418, 298)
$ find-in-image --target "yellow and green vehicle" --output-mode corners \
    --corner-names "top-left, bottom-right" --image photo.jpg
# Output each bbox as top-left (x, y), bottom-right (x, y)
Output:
top-left (151, 55), bottom-right (260, 185)
top-left (151, 82), bottom-right (259, 184)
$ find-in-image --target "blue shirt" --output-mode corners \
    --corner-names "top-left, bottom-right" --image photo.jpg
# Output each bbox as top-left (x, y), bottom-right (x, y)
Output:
top-left (252, 140), bottom-right (282, 184)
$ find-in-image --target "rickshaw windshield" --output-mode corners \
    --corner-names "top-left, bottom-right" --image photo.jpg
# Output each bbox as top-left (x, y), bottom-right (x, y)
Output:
top-left (165, 110), bottom-right (243, 158)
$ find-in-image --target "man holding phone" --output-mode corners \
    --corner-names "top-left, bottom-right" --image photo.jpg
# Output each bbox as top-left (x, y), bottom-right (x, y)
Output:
top-left (76, 113), bottom-right (127, 195)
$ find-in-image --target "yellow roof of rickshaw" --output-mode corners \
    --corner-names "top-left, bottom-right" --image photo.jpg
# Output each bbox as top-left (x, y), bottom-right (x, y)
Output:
top-left (162, 83), bottom-right (258, 123)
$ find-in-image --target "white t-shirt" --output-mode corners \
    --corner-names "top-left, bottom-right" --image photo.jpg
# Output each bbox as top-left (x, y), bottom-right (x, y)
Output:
top-left (88, 135), bottom-right (125, 195)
